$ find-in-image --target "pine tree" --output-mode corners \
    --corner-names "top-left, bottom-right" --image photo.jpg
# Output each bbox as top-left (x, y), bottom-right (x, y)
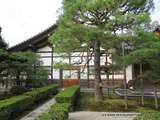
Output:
top-left (0, 27), bottom-right (7, 49)
top-left (115, 28), bottom-right (160, 109)
top-left (49, 0), bottom-right (154, 102)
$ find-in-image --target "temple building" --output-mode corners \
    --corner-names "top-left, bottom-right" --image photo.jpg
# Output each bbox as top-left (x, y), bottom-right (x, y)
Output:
top-left (9, 25), bottom-right (133, 88)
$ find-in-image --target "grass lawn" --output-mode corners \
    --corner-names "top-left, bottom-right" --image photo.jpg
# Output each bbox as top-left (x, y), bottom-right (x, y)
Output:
top-left (75, 93), bottom-right (160, 112)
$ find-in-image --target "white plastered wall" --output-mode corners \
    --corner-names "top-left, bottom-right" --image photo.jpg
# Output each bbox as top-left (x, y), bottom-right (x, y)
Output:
top-left (36, 45), bottom-right (133, 81)
top-left (126, 65), bottom-right (133, 83)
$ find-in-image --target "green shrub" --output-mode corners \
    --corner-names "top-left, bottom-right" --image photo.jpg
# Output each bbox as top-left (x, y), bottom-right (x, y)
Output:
top-left (0, 84), bottom-right (59, 120)
top-left (50, 103), bottom-right (70, 120)
top-left (0, 95), bottom-right (33, 120)
top-left (55, 85), bottom-right (80, 105)
top-left (134, 108), bottom-right (160, 120)
top-left (35, 103), bottom-right (70, 120)
top-left (35, 112), bottom-right (52, 120)
top-left (10, 86), bottom-right (28, 95)
top-left (25, 84), bottom-right (59, 103)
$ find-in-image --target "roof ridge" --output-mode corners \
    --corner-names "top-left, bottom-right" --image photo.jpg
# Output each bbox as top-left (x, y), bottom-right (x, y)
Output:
top-left (9, 24), bottom-right (57, 51)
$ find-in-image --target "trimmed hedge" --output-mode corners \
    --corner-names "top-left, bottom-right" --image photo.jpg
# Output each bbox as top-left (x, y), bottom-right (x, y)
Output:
top-left (36, 85), bottom-right (80, 120)
top-left (35, 112), bottom-right (51, 120)
top-left (50, 103), bottom-right (70, 120)
top-left (0, 95), bottom-right (32, 120)
top-left (10, 86), bottom-right (28, 95)
top-left (35, 103), bottom-right (70, 120)
top-left (55, 85), bottom-right (80, 105)
top-left (0, 84), bottom-right (59, 120)
top-left (25, 84), bottom-right (59, 103)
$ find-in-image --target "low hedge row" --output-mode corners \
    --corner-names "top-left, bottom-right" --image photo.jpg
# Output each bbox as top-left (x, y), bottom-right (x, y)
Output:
top-left (0, 84), bottom-right (59, 120)
top-left (35, 103), bottom-right (70, 120)
top-left (55, 85), bottom-right (80, 105)
top-left (36, 85), bottom-right (80, 120)
top-left (25, 84), bottom-right (59, 103)
top-left (53, 85), bottom-right (80, 120)
top-left (35, 112), bottom-right (51, 120)
top-left (0, 95), bottom-right (32, 120)
top-left (50, 103), bottom-right (70, 120)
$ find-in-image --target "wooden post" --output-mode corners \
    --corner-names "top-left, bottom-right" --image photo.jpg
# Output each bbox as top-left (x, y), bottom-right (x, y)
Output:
top-left (59, 69), bottom-right (63, 87)
top-left (78, 70), bottom-right (81, 86)
top-left (105, 53), bottom-right (110, 96)
top-left (69, 54), bottom-right (71, 77)
top-left (51, 47), bottom-right (54, 83)
top-left (78, 70), bottom-right (81, 80)
top-left (140, 63), bottom-right (144, 106)
top-left (87, 50), bottom-right (90, 88)
top-left (154, 85), bottom-right (158, 109)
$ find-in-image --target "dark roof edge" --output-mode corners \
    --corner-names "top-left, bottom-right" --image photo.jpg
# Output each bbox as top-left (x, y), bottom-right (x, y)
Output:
top-left (9, 24), bottom-right (57, 51)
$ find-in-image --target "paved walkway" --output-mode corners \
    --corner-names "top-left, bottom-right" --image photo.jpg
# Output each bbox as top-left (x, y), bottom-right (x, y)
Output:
top-left (69, 112), bottom-right (139, 120)
top-left (19, 98), bottom-right (55, 120)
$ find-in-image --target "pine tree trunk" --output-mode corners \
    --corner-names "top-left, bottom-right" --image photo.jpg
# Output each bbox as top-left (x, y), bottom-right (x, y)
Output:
top-left (140, 63), bottom-right (144, 106)
top-left (106, 54), bottom-right (109, 97)
top-left (94, 40), bottom-right (103, 102)
top-left (123, 66), bottom-right (128, 110)
top-left (122, 42), bottom-right (128, 110)
top-left (154, 85), bottom-right (158, 109)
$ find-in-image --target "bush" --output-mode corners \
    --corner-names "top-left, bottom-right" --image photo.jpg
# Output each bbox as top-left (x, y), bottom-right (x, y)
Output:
top-left (30, 68), bottom-right (48, 87)
top-left (35, 112), bottom-right (51, 120)
top-left (10, 86), bottom-right (28, 95)
top-left (0, 95), bottom-right (33, 120)
top-left (35, 103), bottom-right (70, 120)
top-left (134, 108), bottom-right (160, 120)
top-left (50, 103), bottom-right (70, 120)
top-left (55, 85), bottom-right (80, 105)
top-left (25, 84), bottom-right (59, 103)
top-left (36, 85), bottom-right (80, 120)
top-left (0, 91), bottom-right (12, 100)
top-left (0, 84), bottom-right (59, 120)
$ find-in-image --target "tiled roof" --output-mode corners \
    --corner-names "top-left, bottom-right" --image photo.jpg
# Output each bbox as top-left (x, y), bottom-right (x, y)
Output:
top-left (9, 24), bottom-right (57, 52)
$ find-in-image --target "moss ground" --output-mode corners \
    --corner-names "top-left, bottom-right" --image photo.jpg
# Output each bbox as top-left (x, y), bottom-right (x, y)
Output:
top-left (75, 93), bottom-right (160, 112)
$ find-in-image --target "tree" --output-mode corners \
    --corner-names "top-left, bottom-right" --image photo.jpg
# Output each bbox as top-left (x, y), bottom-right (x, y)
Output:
top-left (8, 51), bottom-right (48, 88)
top-left (0, 50), bottom-right (48, 88)
top-left (49, 0), bottom-right (154, 102)
top-left (0, 27), bottom-right (8, 71)
top-left (0, 27), bottom-right (9, 86)
top-left (0, 27), bottom-right (7, 49)
top-left (0, 27), bottom-right (47, 89)
top-left (115, 28), bottom-right (160, 109)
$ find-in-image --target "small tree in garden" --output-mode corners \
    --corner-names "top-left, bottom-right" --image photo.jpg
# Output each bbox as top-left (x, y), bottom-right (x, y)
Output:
top-left (0, 28), bottom-right (48, 89)
top-left (49, 0), bottom-right (154, 102)
top-left (0, 50), bottom-right (48, 89)
top-left (0, 27), bottom-right (9, 86)
top-left (0, 27), bottom-right (8, 68)
top-left (147, 57), bottom-right (160, 109)
top-left (9, 51), bottom-right (48, 88)
top-left (0, 27), bottom-right (7, 49)
top-left (115, 29), bottom-right (160, 109)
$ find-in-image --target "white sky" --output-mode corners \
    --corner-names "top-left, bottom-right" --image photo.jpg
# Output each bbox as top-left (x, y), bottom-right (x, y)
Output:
top-left (0, 0), bottom-right (159, 47)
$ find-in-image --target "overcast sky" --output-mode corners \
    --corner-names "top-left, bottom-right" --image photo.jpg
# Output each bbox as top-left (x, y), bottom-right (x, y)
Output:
top-left (0, 0), bottom-right (159, 47)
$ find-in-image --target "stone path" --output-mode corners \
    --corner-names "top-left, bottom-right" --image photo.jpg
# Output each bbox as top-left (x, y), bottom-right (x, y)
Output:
top-left (19, 98), bottom-right (55, 120)
top-left (69, 111), bottom-right (139, 120)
